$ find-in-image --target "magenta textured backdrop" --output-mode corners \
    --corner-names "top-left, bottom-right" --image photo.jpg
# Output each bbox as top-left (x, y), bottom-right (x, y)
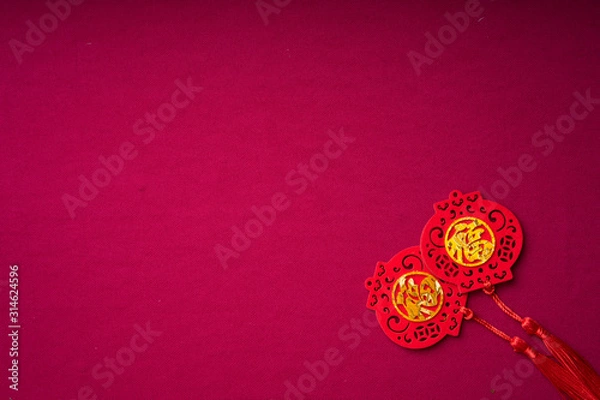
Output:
top-left (1, 0), bottom-right (599, 399)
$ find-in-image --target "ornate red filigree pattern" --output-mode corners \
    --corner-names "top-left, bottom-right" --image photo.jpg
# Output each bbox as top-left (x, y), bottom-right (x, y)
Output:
top-left (420, 190), bottom-right (523, 293)
top-left (365, 246), bottom-right (467, 349)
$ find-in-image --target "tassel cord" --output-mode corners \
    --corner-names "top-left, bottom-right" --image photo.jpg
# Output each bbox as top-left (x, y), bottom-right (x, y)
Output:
top-left (482, 283), bottom-right (600, 398)
top-left (460, 307), bottom-right (599, 400)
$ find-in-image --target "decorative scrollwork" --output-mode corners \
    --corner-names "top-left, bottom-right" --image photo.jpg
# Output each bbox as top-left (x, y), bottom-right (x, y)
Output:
top-left (494, 271), bottom-right (507, 280)
top-left (429, 227), bottom-right (445, 248)
top-left (386, 315), bottom-right (410, 333)
top-left (369, 294), bottom-right (378, 307)
top-left (402, 254), bottom-right (422, 271)
top-left (437, 203), bottom-right (449, 211)
top-left (449, 317), bottom-right (458, 330)
top-left (460, 280), bottom-right (474, 290)
top-left (373, 279), bottom-right (382, 291)
top-left (489, 209), bottom-right (506, 231)
top-left (451, 198), bottom-right (464, 207)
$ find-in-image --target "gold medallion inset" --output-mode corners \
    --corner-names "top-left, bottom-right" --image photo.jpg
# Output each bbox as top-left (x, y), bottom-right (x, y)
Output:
top-left (444, 217), bottom-right (495, 267)
top-left (392, 272), bottom-right (444, 322)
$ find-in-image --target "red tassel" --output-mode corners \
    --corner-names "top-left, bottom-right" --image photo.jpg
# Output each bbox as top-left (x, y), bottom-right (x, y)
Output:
top-left (483, 283), bottom-right (600, 397)
top-left (510, 337), bottom-right (599, 400)
top-left (522, 317), bottom-right (600, 398)
top-left (461, 306), bottom-right (599, 400)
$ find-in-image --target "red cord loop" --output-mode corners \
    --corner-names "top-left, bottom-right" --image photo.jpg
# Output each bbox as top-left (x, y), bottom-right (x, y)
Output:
top-left (461, 307), bottom-right (473, 320)
top-left (483, 281), bottom-right (495, 295)
top-left (521, 317), bottom-right (549, 339)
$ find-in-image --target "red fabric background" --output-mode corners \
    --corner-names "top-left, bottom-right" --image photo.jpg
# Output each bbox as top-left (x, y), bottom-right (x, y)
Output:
top-left (1, 0), bottom-right (599, 399)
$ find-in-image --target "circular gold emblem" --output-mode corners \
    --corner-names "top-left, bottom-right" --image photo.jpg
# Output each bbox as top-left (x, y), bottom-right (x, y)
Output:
top-left (444, 217), bottom-right (495, 267)
top-left (392, 272), bottom-right (444, 322)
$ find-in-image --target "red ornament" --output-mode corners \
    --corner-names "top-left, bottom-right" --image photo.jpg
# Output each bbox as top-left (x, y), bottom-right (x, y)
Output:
top-left (420, 190), bottom-right (523, 293)
top-left (366, 192), bottom-right (600, 398)
top-left (365, 246), bottom-right (467, 349)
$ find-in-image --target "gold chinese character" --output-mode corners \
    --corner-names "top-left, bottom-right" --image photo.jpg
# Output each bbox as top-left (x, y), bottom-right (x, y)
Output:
top-left (393, 272), bottom-right (443, 322)
top-left (445, 217), bottom-right (495, 267)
